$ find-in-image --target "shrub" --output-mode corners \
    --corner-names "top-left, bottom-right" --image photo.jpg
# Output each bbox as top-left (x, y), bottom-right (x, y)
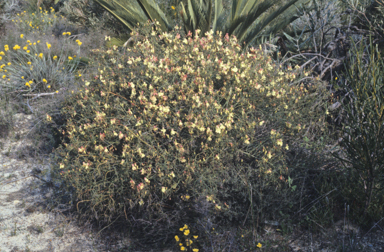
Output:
top-left (330, 35), bottom-right (384, 228)
top-left (49, 20), bottom-right (330, 244)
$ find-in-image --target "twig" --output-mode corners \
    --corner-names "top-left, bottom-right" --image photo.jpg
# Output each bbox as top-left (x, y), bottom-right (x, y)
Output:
top-left (22, 92), bottom-right (59, 98)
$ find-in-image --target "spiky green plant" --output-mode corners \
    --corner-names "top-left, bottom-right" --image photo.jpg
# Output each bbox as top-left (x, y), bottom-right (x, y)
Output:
top-left (92, 0), bottom-right (318, 54)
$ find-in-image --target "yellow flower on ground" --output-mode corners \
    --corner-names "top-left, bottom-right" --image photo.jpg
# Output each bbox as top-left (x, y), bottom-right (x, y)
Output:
top-left (46, 42), bottom-right (51, 49)
top-left (38, 53), bottom-right (43, 58)
top-left (180, 247), bottom-right (186, 251)
top-left (53, 55), bottom-right (57, 60)
top-left (4, 45), bottom-right (9, 51)
top-left (27, 62), bottom-right (31, 65)
top-left (43, 78), bottom-right (47, 83)
top-left (13, 45), bottom-right (21, 50)
top-left (171, 6), bottom-right (175, 9)
top-left (175, 235), bottom-right (180, 242)
top-left (47, 85), bottom-right (51, 89)
top-left (193, 235), bottom-right (198, 239)
top-left (192, 249), bottom-right (199, 252)
top-left (68, 56), bottom-right (73, 60)
top-left (257, 242), bottom-right (262, 248)
top-left (184, 229), bottom-right (190, 236)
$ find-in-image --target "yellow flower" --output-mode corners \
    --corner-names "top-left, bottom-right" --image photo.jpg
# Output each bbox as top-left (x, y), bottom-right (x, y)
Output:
top-left (267, 151), bottom-right (272, 159)
top-left (27, 62), bottom-right (31, 65)
top-left (171, 6), bottom-right (175, 10)
top-left (47, 85), bottom-right (51, 89)
top-left (56, 90), bottom-right (59, 93)
top-left (180, 247), bottom-right (186, 251)
top-left (257, 242), bottom-right (262, 248)
top-left (76, 40), bottom-right (82, 46)
top-left (20, 34), bottom-right (24, 38)
top-left (4, 45), bottom-right (9, 51)
top-left (37, 40), bottom-right (40, 43)
top-left (68, 56), bottom-right (73, 60)
top-left (193, 235), bottom-right (198, 239)
top-left (46, 42), bottom-right (51, 49)
top-left (192, 249), bottom-right (199, 252)
top-left (46, 114), bottom-right (52, 122)
top-left (185, 195), bottom-right (190, 200)
top-left (276, 139), bottom-right (283, 146)
top-left (0, 51), bottom-right (4, 55)
top-left (38, 53), bottom-right (43, 58)
top-left (184, 229), bottom-right (190, 236)
top-left (53, 55), bottom-right (57, 60)
top-left (43, 78), bottom-right (47, 83)
top-left (23, 46), bottom-right (28, 50)
top-left (175, 235), bottom-right (180, 242)
top-left (7, 62), bottom-right (11, 66)
top-left (13, 45), bottom-right (21, 50)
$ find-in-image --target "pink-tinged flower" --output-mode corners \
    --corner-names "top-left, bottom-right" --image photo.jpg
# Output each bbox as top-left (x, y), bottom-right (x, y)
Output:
top-left (137, 183), bottom-right (144, 191)
top-left (144, 177), bottom-right (150, 184)
top-left (78, 146), bottom-right (86, 153)
top-left (118, 131), bottom-right (124, 139)
top-left (130, 179), bottom-right (135, 188)
top-left (100, 132), bottom-right (105, 141)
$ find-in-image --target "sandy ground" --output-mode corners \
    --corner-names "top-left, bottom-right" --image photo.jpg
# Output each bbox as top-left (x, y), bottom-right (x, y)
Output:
top-left (0, 112), bottom-right (135, 252)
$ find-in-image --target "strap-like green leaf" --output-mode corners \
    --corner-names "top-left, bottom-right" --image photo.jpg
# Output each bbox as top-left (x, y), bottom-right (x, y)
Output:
top-left (93, 0), bottom-right (148, 32)
top-left (137, 0), bottom-right (173, 32)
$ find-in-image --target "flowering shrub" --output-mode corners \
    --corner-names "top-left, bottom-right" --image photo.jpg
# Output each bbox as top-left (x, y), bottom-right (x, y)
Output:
top-left (50, 20), bottom-right (330, 242)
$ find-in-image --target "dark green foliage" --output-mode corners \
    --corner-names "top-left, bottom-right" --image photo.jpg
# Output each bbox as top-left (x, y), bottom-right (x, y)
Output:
top-left (330, 35), bottom-right (384, 228)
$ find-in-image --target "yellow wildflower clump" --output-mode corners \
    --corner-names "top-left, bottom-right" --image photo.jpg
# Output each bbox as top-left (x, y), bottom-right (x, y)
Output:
top-left (50, 20), bottom-right (330, 242)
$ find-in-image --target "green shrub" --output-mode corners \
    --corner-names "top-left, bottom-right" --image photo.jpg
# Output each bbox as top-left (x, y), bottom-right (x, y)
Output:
top-left (49, 20), bottom-right (330, 244)
top-left (330, 35), bottom-right (384, 228)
